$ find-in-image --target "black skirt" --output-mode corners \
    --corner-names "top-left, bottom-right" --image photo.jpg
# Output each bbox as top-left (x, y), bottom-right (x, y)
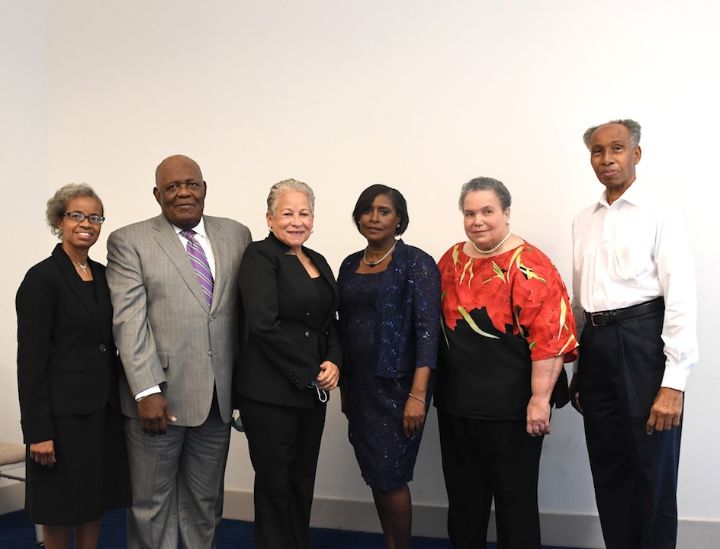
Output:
top-left (25, 404), bottom-right (130, 525)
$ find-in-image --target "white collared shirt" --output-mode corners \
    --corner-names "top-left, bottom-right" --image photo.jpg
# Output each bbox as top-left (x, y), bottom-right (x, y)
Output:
top-left (572, 180), bottom-right (698, 390)
top-left (135, 217), bottom-right (216, 401)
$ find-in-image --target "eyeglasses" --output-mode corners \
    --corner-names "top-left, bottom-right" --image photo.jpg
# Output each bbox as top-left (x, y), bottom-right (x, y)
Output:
top-left (64, 211), bottom-right (106, 224)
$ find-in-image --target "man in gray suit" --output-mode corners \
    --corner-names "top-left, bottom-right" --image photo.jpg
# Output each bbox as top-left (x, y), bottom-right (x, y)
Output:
top-left (106, 155), bottom-right (251, 548)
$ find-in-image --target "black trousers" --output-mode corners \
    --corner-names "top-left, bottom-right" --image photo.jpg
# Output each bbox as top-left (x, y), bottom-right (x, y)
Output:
top-left (239, 397), bottom-right (326, 549)
top-left (438, 410), bottom-right (543, 549)
top-left (579, 305), bottom-right (682, 549)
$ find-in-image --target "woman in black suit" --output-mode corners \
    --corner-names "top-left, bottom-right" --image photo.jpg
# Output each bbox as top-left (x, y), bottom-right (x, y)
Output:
top-left (16, 184), bottom-right (130, 549)
top-left (236, 179), bottom-right (341, 549)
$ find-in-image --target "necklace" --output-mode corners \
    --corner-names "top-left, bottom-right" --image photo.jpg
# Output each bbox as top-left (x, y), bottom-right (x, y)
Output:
top-left (471, 230), bottom-right (512, 255)
top-left (363, 241), bottom-right (397, 267)
top-left (73, 261), bottom-right (89, 273)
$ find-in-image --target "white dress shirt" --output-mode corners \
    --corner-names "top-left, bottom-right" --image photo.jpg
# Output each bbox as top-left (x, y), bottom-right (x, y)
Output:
top-left (572, 180), bottom-right (698, 390)
top-left (135, 217), bottom-right (216, 401)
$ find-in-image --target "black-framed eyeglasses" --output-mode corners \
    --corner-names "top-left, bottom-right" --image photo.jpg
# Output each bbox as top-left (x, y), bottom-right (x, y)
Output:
top-left (64, 211), bottom-right (106, 224)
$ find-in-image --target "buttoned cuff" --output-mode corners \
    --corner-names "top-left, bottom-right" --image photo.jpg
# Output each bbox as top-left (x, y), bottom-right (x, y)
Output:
top-left (135, 385), bottom-right (162, 401)
top-left (660, 366), bottom-right (689, 392)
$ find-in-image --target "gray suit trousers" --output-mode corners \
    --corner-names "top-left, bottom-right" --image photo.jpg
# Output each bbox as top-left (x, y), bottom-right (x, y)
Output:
top-left (124, 403), bottom-right (230, 549)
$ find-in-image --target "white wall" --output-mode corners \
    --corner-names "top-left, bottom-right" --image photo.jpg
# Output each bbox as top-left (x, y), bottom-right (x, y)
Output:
top-left (1, 0), bottom-right (49, 439)
top-left (4, 0), bottom-right (719, 541)
top-left (0, 0), bottom-right (49, 508)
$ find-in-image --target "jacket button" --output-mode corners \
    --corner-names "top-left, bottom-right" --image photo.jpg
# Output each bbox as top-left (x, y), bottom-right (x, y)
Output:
top-left (98, 344), bottom-right (107, 352)
top-left (207, 350), bottom-right (213, 357)
top-left (304, 331), bottom-right (310, 338)
top-left (305, 312), bottom-right (311, 318)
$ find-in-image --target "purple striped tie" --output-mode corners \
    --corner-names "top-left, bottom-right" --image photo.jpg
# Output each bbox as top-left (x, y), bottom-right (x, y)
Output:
top-left (180, 229), bottom-right (214, 307)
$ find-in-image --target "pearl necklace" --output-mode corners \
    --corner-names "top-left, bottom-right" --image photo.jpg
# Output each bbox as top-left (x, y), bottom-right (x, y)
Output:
top-left (471, 230), bottom-right (512, 255)
top-left (363, 241), bottom-right (397, 267)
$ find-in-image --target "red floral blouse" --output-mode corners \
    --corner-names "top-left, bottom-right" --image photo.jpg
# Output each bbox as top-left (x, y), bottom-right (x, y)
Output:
top-left (436, 241), bottom-right (578, 419)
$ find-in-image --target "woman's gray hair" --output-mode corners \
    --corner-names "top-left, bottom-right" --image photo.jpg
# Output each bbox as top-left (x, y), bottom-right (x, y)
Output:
top-left (583, 119), bottom-right (642, 149)
top-left (458, 177), bottom-right (512, 211)
top-left (266, 179), bottom-right (315, 214)
top-left (46, 183), bottom-right (103, 238)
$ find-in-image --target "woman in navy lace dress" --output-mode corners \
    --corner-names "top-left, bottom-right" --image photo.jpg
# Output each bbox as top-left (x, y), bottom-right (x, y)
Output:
top-left (338, 185), bottom-right (440, 549)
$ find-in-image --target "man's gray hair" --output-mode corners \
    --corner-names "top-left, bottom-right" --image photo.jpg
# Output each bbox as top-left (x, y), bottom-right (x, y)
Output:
top-left (458, 177), bottom-right (512, 211)
top-left (46, 183), bottom-right (103, 238)
top-left (583, 119), bottom-right (642, 149)
top-left (266, 179), bottom-right (315, 214)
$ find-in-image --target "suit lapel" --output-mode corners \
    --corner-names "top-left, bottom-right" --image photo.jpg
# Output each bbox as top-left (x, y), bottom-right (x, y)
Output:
top-left (151, 215), bottom-right (210, 313)
top-left (205, 217), bottom-right (227, 314)
top-left (52, 245), bottom-right (108, 343)
top-left (268, 234), bottom-right (338, 326)
top-left (89, 259), bottom-right (113, 344)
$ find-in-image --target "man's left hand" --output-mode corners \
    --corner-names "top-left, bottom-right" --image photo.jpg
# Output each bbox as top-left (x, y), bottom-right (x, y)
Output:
top-left (646, 387), bottom-right (684, 434)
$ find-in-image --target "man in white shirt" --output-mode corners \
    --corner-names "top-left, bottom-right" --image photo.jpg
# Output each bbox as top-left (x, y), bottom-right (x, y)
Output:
top-left (570, 120), bottom-right (698, 549)
top-left (106, 155), bottom-right (252, 548)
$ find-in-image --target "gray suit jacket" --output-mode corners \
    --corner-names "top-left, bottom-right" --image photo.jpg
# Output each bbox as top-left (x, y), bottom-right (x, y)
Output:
top-left (106, 214), bottom-right (251, 426)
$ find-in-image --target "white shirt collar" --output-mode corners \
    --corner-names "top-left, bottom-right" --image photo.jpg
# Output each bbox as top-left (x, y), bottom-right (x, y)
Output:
top-left (596, 178), bottom-right (647, 210)
top-left (173, 217), bottom-right (208, 239)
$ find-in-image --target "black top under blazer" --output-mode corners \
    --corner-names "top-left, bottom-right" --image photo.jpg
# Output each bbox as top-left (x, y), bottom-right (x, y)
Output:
top-left (235, 233), bottom-right (342, 408)
top-left (16, 244), bottom-right (121, 444)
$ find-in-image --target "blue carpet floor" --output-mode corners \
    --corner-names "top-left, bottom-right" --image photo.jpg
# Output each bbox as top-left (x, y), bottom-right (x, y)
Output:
top-left (0, 508), bottom-right (575, 548)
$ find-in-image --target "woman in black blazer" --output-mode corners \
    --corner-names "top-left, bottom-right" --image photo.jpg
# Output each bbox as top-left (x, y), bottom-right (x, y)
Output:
top-left (236, 179), bottom-right (341, 549)
top-left (16, 184), bottom-right (129, 549)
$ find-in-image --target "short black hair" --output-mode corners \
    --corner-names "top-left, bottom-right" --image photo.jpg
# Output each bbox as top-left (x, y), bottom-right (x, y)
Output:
top-left (351, 184), bottom-right (409, 236)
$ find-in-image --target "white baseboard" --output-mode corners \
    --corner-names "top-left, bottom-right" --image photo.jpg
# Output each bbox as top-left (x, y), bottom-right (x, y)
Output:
top-left (223, 489), bottom-right (720, 549)
top-left (3, 484), bottom-right (716, 548)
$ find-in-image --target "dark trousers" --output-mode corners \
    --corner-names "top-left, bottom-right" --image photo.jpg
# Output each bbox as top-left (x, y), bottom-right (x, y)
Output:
top-left (579, 305), bottom-right (682, 549)
top-left (438, 411), bottom-right (543, 549)
top-left (238, 397), bottom-right (326, 549)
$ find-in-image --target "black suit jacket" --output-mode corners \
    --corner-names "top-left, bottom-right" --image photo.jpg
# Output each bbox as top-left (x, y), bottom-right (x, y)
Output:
top-left (16, 244), bottom-right (121, 443)
top-left (235, 233), bottom-right (342, 408)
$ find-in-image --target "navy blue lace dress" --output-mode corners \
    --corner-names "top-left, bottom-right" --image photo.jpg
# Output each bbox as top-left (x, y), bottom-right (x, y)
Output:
top-left (338, 240), bottom-right (440, 491)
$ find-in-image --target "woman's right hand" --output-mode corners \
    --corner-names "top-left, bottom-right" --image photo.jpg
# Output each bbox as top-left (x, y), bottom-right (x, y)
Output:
top-left (29, 440), bottom-right (56, 467)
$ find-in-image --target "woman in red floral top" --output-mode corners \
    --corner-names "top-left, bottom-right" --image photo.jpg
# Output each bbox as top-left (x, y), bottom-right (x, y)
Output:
top-left (436, 177), bottom-right (578, 549)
